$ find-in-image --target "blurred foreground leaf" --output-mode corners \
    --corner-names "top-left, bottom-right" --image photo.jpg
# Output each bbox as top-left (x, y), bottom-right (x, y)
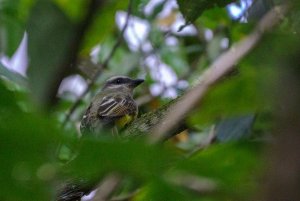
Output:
top-left (175, 142), bottom-right (262, 200)
top-left (215, 114), bottom-right (255, 142)
top-left (176, 0), bottom-right (235, 30)
top-left (0, 62), bottom-right (28, 87)
top-left (188, 61), bottom-right (274, 126)
top-left (65, 138), bottom-right (177, 180)
top-left (81, 0), bottom-right (128, 54)
top-left (0, 82), bottom-right (63, 201)
top-left (0, 0), bottom-right (24, 56)
top-left (54, 0), bottom-right (89, 22)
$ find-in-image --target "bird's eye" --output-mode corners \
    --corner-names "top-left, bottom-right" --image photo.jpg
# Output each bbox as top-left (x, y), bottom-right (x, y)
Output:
top-left (116, 79), bottom-right (121, 84)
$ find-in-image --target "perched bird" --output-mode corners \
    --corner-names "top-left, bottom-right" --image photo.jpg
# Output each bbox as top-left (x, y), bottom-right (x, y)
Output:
top-left (80, 75), bottom-right (144, 136)
top-left (56, 76), bottom-right (144, 201)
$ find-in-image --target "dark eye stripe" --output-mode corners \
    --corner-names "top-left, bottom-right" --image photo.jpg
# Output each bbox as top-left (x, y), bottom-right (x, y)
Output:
top-left (106, 77), bottom-right (132, 85)
top-left (114, 78), bottom-right (129, 84)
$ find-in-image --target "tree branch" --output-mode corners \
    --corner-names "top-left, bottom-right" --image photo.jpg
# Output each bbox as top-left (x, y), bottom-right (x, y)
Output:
top-left (48, 0), bottom-right (104, 107)
top-left (91, 174), bottom-right (121, 201)
top-left (123, 5), bottom-right (288, 142)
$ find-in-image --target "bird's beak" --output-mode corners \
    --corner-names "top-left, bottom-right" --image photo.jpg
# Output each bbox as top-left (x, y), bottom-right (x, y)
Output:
top-left (132, 78), bottom-right (144, 87)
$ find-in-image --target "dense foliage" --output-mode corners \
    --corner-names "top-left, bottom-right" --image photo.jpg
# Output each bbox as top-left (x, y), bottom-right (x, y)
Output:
top-left (0, 0), bottom-right (299, 201)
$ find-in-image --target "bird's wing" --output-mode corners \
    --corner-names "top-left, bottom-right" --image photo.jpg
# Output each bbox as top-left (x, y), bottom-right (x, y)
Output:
top-left (97, 95), bottom-right (137, 118)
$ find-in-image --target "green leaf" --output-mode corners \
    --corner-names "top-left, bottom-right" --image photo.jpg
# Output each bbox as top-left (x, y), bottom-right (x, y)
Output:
top-left (175, 142), bottom-right (263, 200)
top-left (215, 114), bottom-right (255, 142)
top-left (131, 0), bottom-right (150, 18)
top-left (0, 0), bottom-right (36, 56)
top-left (26, 1), bottom-right (75, 105)
top-left (65, 138), bottom-right (176, 180)
top-left (188, 63), bottom-right (273, 126)
top-left (0, 82), bottom-right (62, 201)
top-left (0, 10), bottom-right (24, 56)
top-left (176, 0), bottom-right (235, 30)
top-left (197, 7), bottom-right (231, 30)
top-left (0, 62), bottom-right (28, 87)
top-left (81, 0), bottom-right (128, 54)
top-left (160, 45), bottom-right (189, 76)
top-left (54, 0), bottom-right (89, 22)
top-left (136, 179), bottom-right (199, 201)
top-left (148, 0), bottom-right (167, 20)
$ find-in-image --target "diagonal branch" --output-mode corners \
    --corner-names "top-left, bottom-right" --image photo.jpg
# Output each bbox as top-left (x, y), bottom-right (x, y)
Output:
top-left (122, 5), bottom-right (288, 142)
top-left (148, 5), bottom-right (288, 142)
top-left (91, 174), bottom-right (121, 201)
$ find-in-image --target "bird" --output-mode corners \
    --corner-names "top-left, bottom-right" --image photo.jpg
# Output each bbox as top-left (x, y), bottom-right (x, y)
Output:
top-left (56, 76), bottom-right (144, 201)
top-left (80, 75), bottom-right (144, 136)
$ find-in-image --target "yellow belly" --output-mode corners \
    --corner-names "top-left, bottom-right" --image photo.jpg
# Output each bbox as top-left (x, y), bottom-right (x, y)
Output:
top-left (115, 114), bottom-right (134, 128)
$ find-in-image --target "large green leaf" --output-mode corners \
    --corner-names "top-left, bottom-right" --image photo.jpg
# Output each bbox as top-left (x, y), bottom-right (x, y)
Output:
top-left (65, 138), bottom-right (176, 180)
top-left (176, 0), bottom-right (235, 28)
top-left (215, 115), bottom-right (255, 142)
top-left (175, 142), bottom-right (262, 200)
top-left (81, 0), bottom-right (128, 54)
top-left (0, 0), bottom-right (35, 56)
top-left (0, 82), bottom-right (63, 201)
top-left (54, 0), bottom-right (89, 22)
top-left (188, 61), bottom-right (274, 126)
top-left (61, 138), bottom-right (206, 201)
top-left (0, 4), bottom-right (24, 56)
top-left (0, 62), bottom-right (28, 87)
top-left (197, 7), bottom-right (231, 30)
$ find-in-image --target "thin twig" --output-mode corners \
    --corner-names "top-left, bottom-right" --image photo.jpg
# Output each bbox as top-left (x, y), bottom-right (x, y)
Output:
top-left (188, 125), bottom-right (216, 157)
top-left (166, 173), bottom-right (217, 194)
top-left (149, 5), bottom-right (288, 143)
top-left (91, 174), bottom-right (122, 201)
top-left (62, 0), bottom-right (133, 126)
top-left (110, 189), bottom-right (139, 201)
top-left (47, 0), bottom-right (103, 107)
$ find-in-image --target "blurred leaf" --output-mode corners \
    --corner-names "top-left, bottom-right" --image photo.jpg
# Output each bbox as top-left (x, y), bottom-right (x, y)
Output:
top-left (0, 81), bottom-right (62, 201)
top-left (160, 45), bottom-right (189, 76)
top-left (65, 138), bottom-right (177, 180)
top-left (206, 33), bottom-right (225, 61)
top-left (18, 0), bottom-right (36, 18)
top-left (148, 0), bottom-right (167, 20)
top-left (182, 36), bottom-right (205, 66)
top-left (54, 0), bottom-right (89, 22)
top-left (215, 114), bottom-right (255, 142)
top-left (0, 62), bottom-right (28, 87)
top-left (149, 27), bottom-right (165, 49)
top-left (0, 8), bottom-right (24, 56)
top-left (27, 1), bottom-right (75, 105)
top-left (156, 10), bottom-right (177, 27)
top-left (176, 0), bottom-right (235, 30)
top-left (197, 7), bottom-right (231, 30)
top-left (136, 179), bottom-right (199, 201)
top-left (245, 0), bottom-right (273, 22)
top-left (175, 142), bottom-right (262, 200)
top-left (131, 0), bottom-right (150, 18)
top-left (230, 22), bottom-right (254, 42)
top-left (81, 0), bottom-right (128, 54)
top-left (0, 0), bottom-right (35, 55)
top-left (0, 80), bottom-right (19, 109)
top-left (188, 61), bottom-right (274, 126)
top-left (110, 51), bottom-right (140, 74)
top-left (90, 38), bottom-right (141, 76)
top-left (252, 111), bottom-right (274, 140)
top-left (289, 9), bottom-right (300, 33)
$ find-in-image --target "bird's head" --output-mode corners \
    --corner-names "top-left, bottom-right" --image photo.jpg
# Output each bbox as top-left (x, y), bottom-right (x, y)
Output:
top-left (102, 76), bottom-right (144, 92)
